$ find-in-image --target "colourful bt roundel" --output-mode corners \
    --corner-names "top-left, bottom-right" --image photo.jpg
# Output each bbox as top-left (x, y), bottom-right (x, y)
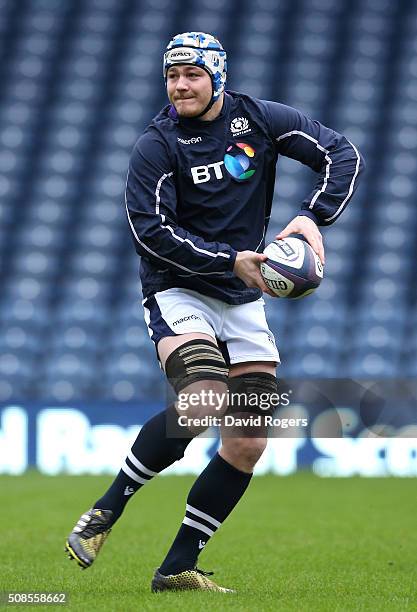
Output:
top-left (224, 142), bottom-right (256, 181)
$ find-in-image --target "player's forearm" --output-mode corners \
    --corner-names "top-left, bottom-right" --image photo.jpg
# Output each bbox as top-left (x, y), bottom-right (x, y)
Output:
top-left (301, 139), bottom-right (366, 226)
top-left (127, 209), bottom-right (237, 276)
top-left (266, 101), bottom-right (366, 226)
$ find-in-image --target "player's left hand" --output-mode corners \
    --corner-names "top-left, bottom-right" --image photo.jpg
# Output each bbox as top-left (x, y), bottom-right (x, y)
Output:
top-left (276, 215), bottom-right (325, 265)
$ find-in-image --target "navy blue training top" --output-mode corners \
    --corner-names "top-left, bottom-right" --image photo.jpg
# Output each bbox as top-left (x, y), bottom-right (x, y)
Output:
top-left (125, 90), bottom-right (365, 305)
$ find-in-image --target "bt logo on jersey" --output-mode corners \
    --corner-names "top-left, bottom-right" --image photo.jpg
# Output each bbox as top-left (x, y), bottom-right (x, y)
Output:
top-left (191, 161), bottom-right (224, 184)
top-left (191, 142), bottom-right (256, 184)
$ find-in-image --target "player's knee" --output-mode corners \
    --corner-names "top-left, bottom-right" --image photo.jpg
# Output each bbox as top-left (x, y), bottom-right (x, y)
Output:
top-left (177, 378), bottom-right (228, 426)
top-left (239, 437), bottom-right (268, 465)
top-left (223, 437), bottom-right (267, 467)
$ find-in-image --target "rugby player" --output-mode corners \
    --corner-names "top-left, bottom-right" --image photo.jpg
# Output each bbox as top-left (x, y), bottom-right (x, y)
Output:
top-left (65, 32), bottom-right (365, 592)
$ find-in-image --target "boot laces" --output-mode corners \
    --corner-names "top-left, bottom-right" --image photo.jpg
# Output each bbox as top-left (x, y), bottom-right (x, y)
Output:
top-left (195, 567), bottom-right (214, 577)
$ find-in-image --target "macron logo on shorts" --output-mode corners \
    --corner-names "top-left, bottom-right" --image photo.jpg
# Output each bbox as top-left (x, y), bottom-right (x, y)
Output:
top-left (172, 314), bottom-right (201, 326)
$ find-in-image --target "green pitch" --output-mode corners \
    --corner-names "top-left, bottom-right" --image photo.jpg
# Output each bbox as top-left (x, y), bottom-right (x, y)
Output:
top-left (1, 472), bottom-right (416, 611)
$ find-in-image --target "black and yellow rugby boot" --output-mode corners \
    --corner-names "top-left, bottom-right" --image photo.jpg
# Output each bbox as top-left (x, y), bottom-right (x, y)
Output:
top-left (65, 509), bottom-right (113, 569)
top-left (151, 567), bottom-right (235, 593)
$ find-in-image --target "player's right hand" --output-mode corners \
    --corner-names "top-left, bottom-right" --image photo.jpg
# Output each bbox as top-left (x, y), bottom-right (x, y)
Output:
top-left (276, 215), bottom-right (325, 265)
top-left (233, 251), bottom-right (276, 297)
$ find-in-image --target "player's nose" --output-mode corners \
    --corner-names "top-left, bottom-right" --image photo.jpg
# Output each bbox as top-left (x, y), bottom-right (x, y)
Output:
top-left (175, 75), bottom-right (189, 90)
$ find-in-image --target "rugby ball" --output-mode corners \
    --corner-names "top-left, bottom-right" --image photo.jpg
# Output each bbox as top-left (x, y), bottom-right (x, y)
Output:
top-left (260, 237), bottom-right (324, 298)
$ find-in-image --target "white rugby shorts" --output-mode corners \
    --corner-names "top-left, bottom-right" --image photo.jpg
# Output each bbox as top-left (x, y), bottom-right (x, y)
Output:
top-left (142, 287), bottom-right (280, 365)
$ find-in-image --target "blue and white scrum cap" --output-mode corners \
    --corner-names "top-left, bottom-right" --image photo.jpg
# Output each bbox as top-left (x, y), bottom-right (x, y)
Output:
top-left (163, 32), bottom-right (227, 106)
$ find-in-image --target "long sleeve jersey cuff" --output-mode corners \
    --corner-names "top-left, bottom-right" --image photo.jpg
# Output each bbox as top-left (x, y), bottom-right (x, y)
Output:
top-left (228, 248), bottom-right (238, 272)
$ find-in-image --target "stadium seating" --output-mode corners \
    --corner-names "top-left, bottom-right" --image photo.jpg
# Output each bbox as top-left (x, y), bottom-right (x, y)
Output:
top-left (0, 0), bottom-right (415, 402)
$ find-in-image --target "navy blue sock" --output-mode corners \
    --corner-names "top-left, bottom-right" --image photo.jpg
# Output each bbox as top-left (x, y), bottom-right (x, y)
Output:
top-left (159, 453), bottom-right (252, 575)
top-left (94, 408), bottom-right (190, 525)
